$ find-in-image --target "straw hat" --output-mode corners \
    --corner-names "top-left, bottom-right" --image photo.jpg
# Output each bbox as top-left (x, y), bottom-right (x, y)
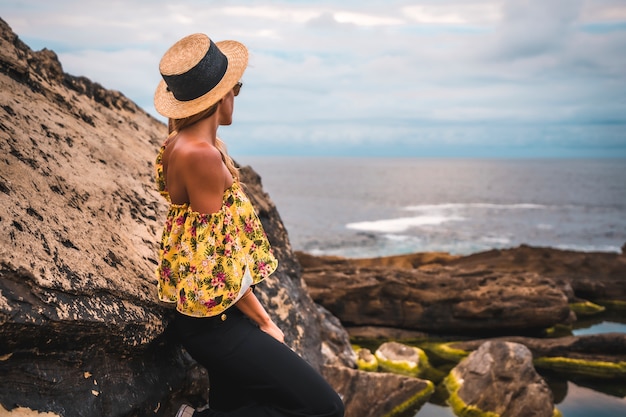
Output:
top-left (154, 33), bottom-right (248, 119)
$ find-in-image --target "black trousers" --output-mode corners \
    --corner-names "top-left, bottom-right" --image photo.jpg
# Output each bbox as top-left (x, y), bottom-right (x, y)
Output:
top-left (174, 309), bottom-right (344, 417)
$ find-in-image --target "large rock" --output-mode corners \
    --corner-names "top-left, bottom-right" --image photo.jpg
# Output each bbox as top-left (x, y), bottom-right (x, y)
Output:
top-left (444, 333), bottom-right (626, 379)
top-left (442, 245), bottom-right (626, 303)
top-left (299, 244), bottom-right (626, 306)
top-left (300, 254), bottom-right (570, 334)
top-left (445, 341), bottom-right (556, 417)
top-left (0, 17), bottom-right (354, 416)
top-left (322, 365), bottom-right (434, 417)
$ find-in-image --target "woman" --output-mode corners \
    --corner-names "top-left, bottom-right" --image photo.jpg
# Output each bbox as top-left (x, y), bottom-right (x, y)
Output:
top-left (153, 33), bottom-right (344, 417)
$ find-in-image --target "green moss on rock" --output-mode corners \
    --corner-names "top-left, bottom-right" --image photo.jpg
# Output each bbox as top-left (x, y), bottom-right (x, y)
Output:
top-left (596, 299), bottom-right (626, 311)
top-left (569, 301), bottom-right (605, 316)
top-left (542, 324), bottom-right (573, 338)
top-left (355, 347), bottom-right (378, 372)
top-left (381, 380), bottom-right (435, 417)
top-left (423, 342), bottom-right (470, 363)
top-left (444, 370), bottom-right (500, 417)
top-left (375, 342), bottom-right (433, 378)
top-left (444, 370), bottom-right (560, 417)
top-left (534, 356), bottom-right (626, 379)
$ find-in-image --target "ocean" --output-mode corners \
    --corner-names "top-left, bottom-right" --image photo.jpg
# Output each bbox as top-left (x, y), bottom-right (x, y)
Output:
top-left (239, 156), bottom-right (626, 417)
top-left (238, 157), bottom-right (626, 258)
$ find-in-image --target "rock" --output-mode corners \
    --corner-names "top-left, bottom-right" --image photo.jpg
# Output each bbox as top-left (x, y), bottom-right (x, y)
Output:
top-left (445, 341), bottom-right (556, 417)
top-left (348, 326), bottom-right (430, 343)
top-left (355, 348), bottom-right (378, 372)
top-left (316, 305), bottom-right (357, 368)
top-left (302, 260), bottom-right (570, 335)
top-left (0, 17), bottom-right (354, 416)
top-left (375, 342), bottom-right (430, 378)
top-left (444, 333), bottom-right (626, 380)
top-left (443, 245), bottom-right (626, 303)
top-left (299, 244), bottom-right (626, 305)
top-left (322, 365), bottom-right (434, 417)
top-left (569, 300), bottom-right (606, 316)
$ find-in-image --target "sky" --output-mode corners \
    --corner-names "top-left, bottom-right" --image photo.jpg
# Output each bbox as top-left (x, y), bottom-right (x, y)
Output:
top-left (3, 0), bottom-right (626, 158)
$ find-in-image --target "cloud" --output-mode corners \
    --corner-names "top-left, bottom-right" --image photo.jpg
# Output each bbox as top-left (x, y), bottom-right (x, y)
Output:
top-left (2, 0), bottom-right (625, 157)
top-left (402, 3), bottom-right (501, 25)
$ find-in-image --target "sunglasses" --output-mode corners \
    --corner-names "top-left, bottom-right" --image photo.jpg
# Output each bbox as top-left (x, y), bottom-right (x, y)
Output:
top-left (233, 82), bottom-right (243, 97)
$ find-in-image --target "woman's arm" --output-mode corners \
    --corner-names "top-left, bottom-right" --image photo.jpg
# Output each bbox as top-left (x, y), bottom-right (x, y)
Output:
top-left (181, 142), bottom-right (230, 214)
top-left (236, 290), bottom-right (285, 343)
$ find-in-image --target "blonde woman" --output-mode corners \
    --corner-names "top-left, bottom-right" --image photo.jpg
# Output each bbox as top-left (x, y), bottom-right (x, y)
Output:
top-left (153, 33), bottom-right (344, 417)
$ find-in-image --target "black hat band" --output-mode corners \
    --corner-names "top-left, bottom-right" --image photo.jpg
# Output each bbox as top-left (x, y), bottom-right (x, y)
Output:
top-left (161, 40), bottom-right (228, 102)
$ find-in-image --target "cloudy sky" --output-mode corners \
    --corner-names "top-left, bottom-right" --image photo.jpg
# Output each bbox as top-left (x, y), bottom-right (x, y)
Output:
top-left (3, 0), bottom-right (626, 157)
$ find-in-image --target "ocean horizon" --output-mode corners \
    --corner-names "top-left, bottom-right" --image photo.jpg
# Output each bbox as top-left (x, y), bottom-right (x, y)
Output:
top-left (236, 156), bottom-right (626, 259)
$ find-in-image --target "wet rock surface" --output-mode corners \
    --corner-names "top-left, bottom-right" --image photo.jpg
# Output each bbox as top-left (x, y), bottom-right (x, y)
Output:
top-left (445, 341), bottom-right (555, 417)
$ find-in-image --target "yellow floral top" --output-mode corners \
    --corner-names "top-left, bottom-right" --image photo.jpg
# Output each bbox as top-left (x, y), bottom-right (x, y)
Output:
top-left (155, 141), bottom-right (278, 317)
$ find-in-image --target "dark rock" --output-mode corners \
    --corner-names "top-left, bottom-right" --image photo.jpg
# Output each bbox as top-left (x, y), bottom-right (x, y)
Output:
top-left (300, 244), bottom-right (626, 304)
top-left (442, 245), bottom-right (626, 302)
top-left (302, 260), bottom-right (570, 335)
top-left (322, 365), bottom-right (434, 417)
top-left (316, 305), bottom-right (357, 368)
top-left (446, 333), bottom-right (626, 379)
top-left (445, 341), bottom-right (555, 417)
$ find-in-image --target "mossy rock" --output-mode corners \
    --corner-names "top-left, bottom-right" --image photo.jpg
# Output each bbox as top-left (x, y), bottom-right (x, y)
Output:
top-left (596, 299), bottom-right (626, 311)
top-left (444, 371), bottom-right (500, 417)
top-left (542, 324), bottom-right (573, 338)
top-left (569, 301), bottom-right (606, 316)
top-left (381, 379), bottom-right (435, 417)
top-left (534, 356), bottom-right (626, 379)
top-left (422, 342), bottom-right (471, 363)
top-left (355, 347), bottom-right (378, 372)
top-left (375, 342), bottom-right (431, 378)
top-left (444, 370), bottom-right (561, 417)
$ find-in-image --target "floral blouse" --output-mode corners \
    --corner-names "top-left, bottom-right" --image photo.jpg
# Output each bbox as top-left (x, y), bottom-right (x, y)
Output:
top-left (155, 142), bottom-right (278, 317)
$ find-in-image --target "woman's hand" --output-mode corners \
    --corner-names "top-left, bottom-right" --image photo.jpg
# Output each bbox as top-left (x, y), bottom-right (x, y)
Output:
top-left (260, 319), bottom-right (285, 343)
top-left (236, 290), bottom-right (285, 343)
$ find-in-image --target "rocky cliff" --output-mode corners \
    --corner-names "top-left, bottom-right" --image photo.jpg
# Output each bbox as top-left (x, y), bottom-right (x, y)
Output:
top-left (0, 17), bottom-right (361, 416)
top-left (299, 244), bottom-right (626, 336)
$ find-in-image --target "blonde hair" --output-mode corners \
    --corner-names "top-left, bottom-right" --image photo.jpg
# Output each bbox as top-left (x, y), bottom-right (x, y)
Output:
top-left (168, 105), bottom-right (240, 181)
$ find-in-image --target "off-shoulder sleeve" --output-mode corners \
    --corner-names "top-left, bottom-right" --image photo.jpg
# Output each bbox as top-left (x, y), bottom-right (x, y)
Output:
top-left (156, 183), bottom-right (278, 317)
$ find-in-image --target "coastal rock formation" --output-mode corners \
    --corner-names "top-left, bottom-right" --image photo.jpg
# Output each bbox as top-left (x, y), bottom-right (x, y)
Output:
top-left (442, 245), bottom-right (626, 303)
top-left (441, 333), bottom-right (626, 380)
top-left (299, 252), bottom-right (570, 335)
top-left (0, 17), bottom-right (355, 416)
top-left (445, 341), bottom-right (556, 417)
top-left (310, 244), bottom-right (626, 304)
top-left (322, 365), bottom-right (434, 417)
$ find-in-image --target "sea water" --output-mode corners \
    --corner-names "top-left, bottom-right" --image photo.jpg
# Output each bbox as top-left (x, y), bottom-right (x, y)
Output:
top-left (238, 156), bottom-right (626, 416)
top-left (239, 157), bottom-right (626, 258)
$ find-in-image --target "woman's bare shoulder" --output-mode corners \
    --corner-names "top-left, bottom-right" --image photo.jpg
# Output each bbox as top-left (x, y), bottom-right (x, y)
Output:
top-left (177, 140), bottom-right (222, 166)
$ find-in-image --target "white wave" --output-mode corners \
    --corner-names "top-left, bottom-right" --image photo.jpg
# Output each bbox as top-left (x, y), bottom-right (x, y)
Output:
top-left (553, 244), bottom-right (622, 253)
top-left (404, 203), bottom-right (548, 212)
top-left (382, 234), bottom-right (416, 242)
top-left (346, 214), bottom-right (463, 233)
top-left (479, 236), bottom-right (511, 245)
